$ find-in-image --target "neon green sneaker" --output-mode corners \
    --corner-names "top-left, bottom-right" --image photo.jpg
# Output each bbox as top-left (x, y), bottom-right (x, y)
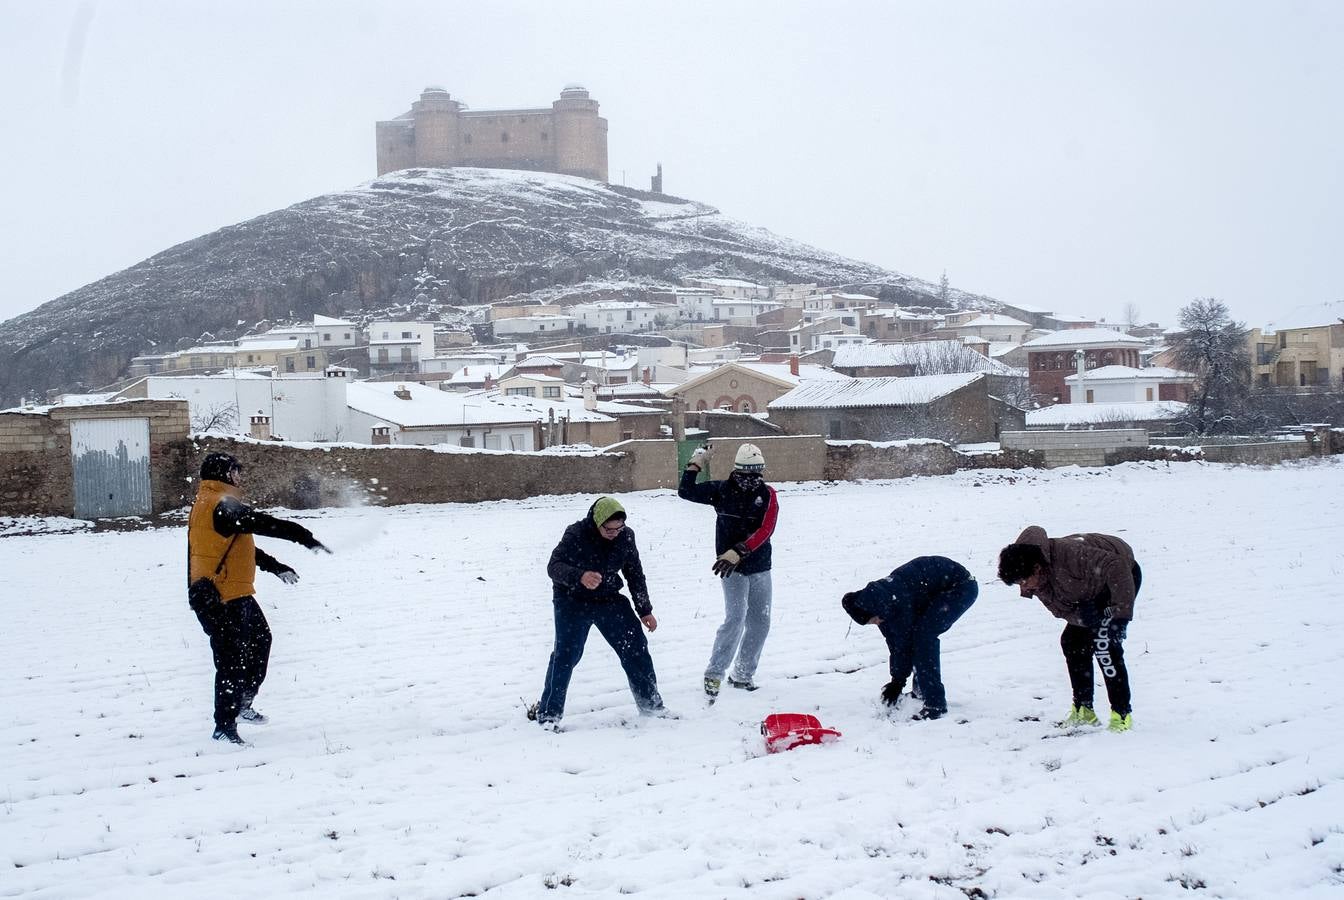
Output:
top-left (1058, 705), bottom-right (1101, 728)
top-left (1108, 712), bottom-right (1134, 733)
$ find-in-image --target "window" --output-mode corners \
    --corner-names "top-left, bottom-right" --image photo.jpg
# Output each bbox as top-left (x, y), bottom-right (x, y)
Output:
top-left (1146, 387), bottom-right (1154, 401)
top-left (377, 348), bottom-right (389, 363)
top-left (306, 355), bottom-right (316, 369)
top-left (543, 386), bottom-right (561, 398)
top-left (285, 359), bottom-right (295, 373)
top-left (626, 310), bottom-right (633, 321)
top-left (304, 339), bottom-right (312, 349)
top-left (190, 356), bottom-right (202, 368)
top-left (401, 331), bottom-right (412, 339)
top-left (246, 355), bottom-right (254, 363)
top-left (501, 131), bottom-right (509, 143)
top-left (740, 400), bottom-right (753, 413)
top-left (382, 331), bottom-right (389, 340)
top-left (485, 434), bottom-right (503, 450)
top-left (1086, 389), bottom-right (1094, 403)
top-left (464, 134), bottom-right (473, 145)
top-left (400, 348), bottom-right (412, 363)
top-left (506, 387), bottom-right (536, 397)
top-left (344, 333), bottom-right (351, 340)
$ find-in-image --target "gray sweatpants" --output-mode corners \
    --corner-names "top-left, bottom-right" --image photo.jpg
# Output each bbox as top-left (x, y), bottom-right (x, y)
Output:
top-left (705, 570), bottom-right (773, 681)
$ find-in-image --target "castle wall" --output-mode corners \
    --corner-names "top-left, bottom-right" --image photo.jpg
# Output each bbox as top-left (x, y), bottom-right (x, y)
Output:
top-left (375, 87), bottom-right (608, 181)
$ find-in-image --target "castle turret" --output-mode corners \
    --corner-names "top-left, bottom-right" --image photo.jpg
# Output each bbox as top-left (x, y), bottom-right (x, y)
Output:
top-left (412, 86), bottom-right (463, 168)
top-left (551, 84), bottom-right (608, 182)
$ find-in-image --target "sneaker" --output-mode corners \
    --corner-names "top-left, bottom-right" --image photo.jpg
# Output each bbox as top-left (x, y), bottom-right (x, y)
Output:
top-left (526, 702), bottom-right (539, 722)
top-left (238, 706), bottom-right (268, 725)
top-left (538, 719), bottom-right (562, 733)
top-left (212, 724), bottom-right (248, 745)
top-left (1108, 712), bottom-right (1134, 733)
top-left (1058, 705), bottom-right (1101, 728)
top-left (726, 676), bottom-right (759, 692)
top-left (911, 706), bottom-right (945, 721)
top-left (704, 677), bottom-right (721, 701)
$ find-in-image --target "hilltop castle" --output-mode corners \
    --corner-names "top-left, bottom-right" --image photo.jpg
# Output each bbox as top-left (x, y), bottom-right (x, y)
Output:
top-left (376, 85), bottom-right (608, 182)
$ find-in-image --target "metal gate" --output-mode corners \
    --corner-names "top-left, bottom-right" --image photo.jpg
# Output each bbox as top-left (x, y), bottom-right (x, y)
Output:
top-left (70, 418), bottom-right (152, 518)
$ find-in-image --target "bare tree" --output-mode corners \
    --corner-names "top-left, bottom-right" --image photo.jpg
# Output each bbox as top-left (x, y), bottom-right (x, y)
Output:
top-left (192, 403), bottom-right (238, 434)
top-left (1172, 298), bottom-right (1252, 435)
top-left (1121, 302), bottom-right (1142, 331)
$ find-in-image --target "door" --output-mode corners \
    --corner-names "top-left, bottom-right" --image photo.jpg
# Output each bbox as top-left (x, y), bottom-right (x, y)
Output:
top-left (70, 418), bottom-right (151, 518)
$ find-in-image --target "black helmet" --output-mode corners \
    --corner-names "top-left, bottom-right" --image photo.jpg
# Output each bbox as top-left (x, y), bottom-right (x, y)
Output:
top-left (200, 452), bottom-right (241, 484)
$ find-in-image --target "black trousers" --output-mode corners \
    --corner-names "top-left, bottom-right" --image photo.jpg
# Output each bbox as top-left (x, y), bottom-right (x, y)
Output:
top-left (1061, 563), bottom-right (1141, 716)
top-left (196, 595), bottom-right (272, 728)
top-left (537, 594), bottom-right (662, 722)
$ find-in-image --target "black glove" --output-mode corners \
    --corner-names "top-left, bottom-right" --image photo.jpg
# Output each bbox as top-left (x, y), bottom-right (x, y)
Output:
top-left (1110, 619), bottom-right (1129, 641)
top-left (188, 578), bottom-right (222, 618)
top-left (300, 531), bottom-right (331, 554)
top-left (711, 543), bottom-right (748, 578)
top-left (276, 567), bottom-right (299, 585)
top-left (880, 681), bottom-right (905, 707)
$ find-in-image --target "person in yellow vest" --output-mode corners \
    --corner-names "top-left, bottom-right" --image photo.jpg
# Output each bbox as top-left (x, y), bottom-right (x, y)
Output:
top-left (188, 452), bottom-right (329, 745)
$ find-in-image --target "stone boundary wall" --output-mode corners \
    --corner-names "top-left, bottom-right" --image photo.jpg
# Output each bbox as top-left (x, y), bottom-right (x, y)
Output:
top-left (1001, 429), bottom-right (1147, 468)
top-left (1200, 441), bottom-right (1313, 465)
top-left (694, 435), bottom-right (826, 484)
top-left (824, 441), bottom-right (1047, 481)
top-left (181, 438), bottom-right (637, 510)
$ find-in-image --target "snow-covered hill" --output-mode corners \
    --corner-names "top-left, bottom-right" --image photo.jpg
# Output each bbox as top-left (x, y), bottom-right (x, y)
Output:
top-left (0, 168), bottom-right (989, 405)
top-left (3, 459), bottom-right (1342, 897)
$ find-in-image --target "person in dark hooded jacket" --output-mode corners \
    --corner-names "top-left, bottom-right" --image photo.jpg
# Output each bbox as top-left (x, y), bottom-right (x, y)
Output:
top-left (188, 452), bottom-right (329, 746)
top-left (842, 556), bottom-right (978, 720)
top-left (530, 497), bottom-right (670, 729)
top-left (998, 525), bottom-right (1141, 733)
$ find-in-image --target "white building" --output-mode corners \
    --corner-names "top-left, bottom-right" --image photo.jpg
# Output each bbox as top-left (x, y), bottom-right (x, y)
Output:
top-left (492, 315), bottom-right (576, 338)
top-left (368, 322), bottom-right (436, 373)
top-left (497, 373), bottom-right (567, 399)
top-left (682, 276), bottom-right (769, 300)
top-left (1064, 365), bottom-right (1196, 404)
top-left (115, 369), bottom-right (353, 441)
top-left (571, 301), bottom-right (664, 333)
top-left (710, 299), bottom-right (783, 324)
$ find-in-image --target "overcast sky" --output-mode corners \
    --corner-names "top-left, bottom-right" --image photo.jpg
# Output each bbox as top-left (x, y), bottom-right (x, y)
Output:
top-left (1, 1), bottom-right (1340, 329)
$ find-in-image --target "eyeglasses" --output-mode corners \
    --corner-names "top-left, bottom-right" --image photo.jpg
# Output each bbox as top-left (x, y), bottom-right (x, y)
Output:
top-left (599, 522), bottom-right (625, 535)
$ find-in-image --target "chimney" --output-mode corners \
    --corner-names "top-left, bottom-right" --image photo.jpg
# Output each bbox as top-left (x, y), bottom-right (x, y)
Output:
top-left (394, 384), bottom-right (411, 400)
top-left (484, 373), bottom-right (495, 391)
top-left (642, 367), bottom-right (651, 385)
top-left (789, 354), bottom-right (800, 377)
top-left (249, 412), bottom-right (272, 440)
top-left (582, 380), bottom-right (598, 411)
top-left (371, 425), bottom-right (391, 445)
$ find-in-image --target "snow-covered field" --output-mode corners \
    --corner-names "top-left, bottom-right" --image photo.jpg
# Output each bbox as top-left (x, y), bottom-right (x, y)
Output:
top-left (3, 460), bottom-right (1343, 898)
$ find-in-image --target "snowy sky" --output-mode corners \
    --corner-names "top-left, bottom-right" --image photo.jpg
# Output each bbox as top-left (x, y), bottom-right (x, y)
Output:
top-left (1, 0), bottom-right (1341, 329)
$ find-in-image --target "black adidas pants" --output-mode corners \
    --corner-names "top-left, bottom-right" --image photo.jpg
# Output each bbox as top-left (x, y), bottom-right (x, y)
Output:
top-left (196, 595), bottom-right (273, 729)
top-left (1061, 564), bottom-right (1142, 717)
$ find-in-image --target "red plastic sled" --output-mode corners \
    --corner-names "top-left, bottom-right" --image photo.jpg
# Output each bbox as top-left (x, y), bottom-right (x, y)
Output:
top-left (761, 713), bottom-right (842, 753)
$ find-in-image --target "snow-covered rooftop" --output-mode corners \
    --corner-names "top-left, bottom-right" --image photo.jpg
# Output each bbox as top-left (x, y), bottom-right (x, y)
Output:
top-left (831, 341), bottom-right (1017, 374)
top-left (347, 381), bottom-right (615, 427)
top-left (956, 314), bottom-right (1032, 328)
top-left (1264, 300), bottom-right (1344, 333)
top-left (445, 364), bottom-right (513, 385)
top-left (769, 373), bottom-right (982, 409)
top-left (1022, 328), bottom-right (1147, 349)
top-left (1063, 365), bottom-right (1196, 383)
top-left (1026, 400), bottom-right (1188, 426)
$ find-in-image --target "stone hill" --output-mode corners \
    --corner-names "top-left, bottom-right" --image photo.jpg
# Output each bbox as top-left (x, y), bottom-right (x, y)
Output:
top-left (0, 167), bottom-right (991, 405)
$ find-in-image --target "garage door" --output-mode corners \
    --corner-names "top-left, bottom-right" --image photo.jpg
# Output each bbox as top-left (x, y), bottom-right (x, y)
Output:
top-left (70, 418), bottom-right (152, 518)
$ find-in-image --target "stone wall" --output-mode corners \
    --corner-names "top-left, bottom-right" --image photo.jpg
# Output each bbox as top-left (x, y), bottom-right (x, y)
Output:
top-left (1001, 429), bottom-right (1148, 468)
top-left (1200, 441), bottom-right (1313, 465)
top-left (824, 441), bottom-right (1047, 481)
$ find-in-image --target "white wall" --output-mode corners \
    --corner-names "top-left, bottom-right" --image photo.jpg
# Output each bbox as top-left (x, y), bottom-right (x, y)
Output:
top-left (144, 373), bottom-right (350, 441)
top-left (493, 316), bottom-right (575, 337)
top-left (369, 322), bottom-right (436, 358)
top-left (344, 406), bottom-right (536, 450)
top-left (1066, 378), bottom-right (1160, 403)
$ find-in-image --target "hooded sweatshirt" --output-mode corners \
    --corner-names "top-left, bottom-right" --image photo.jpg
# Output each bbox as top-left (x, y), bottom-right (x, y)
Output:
top-left (1013, 525), bottom-right (1137, 626)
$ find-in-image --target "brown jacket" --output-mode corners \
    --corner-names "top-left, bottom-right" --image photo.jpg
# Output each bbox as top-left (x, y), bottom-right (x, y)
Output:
top-left (1015, 525), bottom-right (1137, 627)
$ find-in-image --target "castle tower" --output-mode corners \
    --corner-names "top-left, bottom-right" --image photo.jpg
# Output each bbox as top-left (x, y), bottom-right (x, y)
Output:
top-left (411, 87), bottom-right (462, 168)
top-left (551, 85), bottom-right (608, 181)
